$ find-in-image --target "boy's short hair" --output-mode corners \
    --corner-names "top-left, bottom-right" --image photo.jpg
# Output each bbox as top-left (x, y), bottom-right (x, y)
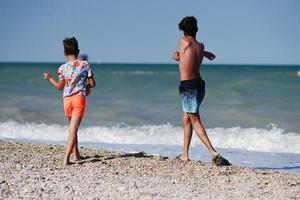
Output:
top-left (178, 16), bottom-right (198, 37)
top-left (63, 37), bottom-right (79, 56)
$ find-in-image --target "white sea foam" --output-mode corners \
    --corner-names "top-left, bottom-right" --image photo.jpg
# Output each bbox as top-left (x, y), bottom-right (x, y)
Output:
top-left (297, 70), bottom-right (300, 77)
top-left (0, 120), bottom-right (299, 154)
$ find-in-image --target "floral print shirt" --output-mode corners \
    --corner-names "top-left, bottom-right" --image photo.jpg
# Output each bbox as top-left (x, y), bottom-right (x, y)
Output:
top-left (57, 60), bottom-right (93, 98)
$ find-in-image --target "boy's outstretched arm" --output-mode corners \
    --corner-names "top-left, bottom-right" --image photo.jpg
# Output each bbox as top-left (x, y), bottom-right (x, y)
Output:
top-left (204, 51), bottom-right (216, 61)
top-left (43, 72), bottom-right (65, 90)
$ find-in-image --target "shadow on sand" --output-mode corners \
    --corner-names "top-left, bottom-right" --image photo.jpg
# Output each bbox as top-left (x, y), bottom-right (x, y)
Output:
top-left (77, 151), bottom-right (154, 165)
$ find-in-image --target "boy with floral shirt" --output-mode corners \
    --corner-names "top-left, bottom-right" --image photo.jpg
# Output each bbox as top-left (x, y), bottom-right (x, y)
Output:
top-left (44, 37), bottom-right (96, 166)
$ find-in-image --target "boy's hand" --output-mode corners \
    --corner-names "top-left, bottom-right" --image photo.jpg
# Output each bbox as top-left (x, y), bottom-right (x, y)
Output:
top-left (43, 72), bottom-right (52, 80)
top-left (86, 85), bottom-right (91, 96)
top-left (172, 51), bottom-right (180, 62)
top-left (204, 51), bottom-right (216, 61)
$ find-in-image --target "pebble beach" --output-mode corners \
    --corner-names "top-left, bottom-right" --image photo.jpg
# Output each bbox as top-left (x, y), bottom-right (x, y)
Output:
top-left (0, 140), bottom-right (299, 199)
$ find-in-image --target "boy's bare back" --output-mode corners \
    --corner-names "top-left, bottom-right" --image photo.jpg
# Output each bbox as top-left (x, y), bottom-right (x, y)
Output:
top-left (179, 37), bottom-right (204, 81)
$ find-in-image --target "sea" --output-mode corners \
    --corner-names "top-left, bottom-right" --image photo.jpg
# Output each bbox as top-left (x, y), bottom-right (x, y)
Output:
top-left (0, 62), bottom-right (299, 173)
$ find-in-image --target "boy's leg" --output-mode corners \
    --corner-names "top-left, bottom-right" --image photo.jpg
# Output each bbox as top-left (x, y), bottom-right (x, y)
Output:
top-left (67, 117), bottom-right (80, 160)
top-left (64, 115), bottom-right (82, 165)
top-left (180, 112), bottom-right (193, 161)
top-left (187, 112), bottom-right (219, 157)
top-left (73, 134), bottom-right (80, 160)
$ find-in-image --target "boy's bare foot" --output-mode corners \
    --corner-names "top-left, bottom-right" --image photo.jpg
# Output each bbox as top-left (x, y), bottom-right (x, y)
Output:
top-left (176, 154), bottom-right (189, 161)
top-left (63, 160), bottom-right (73, 166)
top-left (63, 156), bottom-right (74, 166)
top-left (74, 154), bottom-right (84, 161)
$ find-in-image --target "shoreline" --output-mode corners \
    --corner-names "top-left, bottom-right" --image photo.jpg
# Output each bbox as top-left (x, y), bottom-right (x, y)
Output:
top-left (0, 140), bottom-right (299, 199)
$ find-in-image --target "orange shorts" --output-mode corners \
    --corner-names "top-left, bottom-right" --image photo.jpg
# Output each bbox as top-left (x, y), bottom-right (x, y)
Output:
top-left (63, 95), bottom-right (86, 117)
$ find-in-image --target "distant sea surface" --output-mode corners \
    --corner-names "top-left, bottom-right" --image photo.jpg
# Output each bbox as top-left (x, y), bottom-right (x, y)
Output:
top-left (0, 62), bottom-right (300, 172)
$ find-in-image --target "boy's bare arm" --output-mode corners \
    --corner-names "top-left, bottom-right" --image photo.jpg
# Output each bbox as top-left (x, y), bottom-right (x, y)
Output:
top-left (43, 72), bottom-right (65, 90)
top-left (85, 76), bottom-right (96, 96)
top-left (204, 51), bottom-right (216, 60)
top-left (179, 38), bottom-right (190, 54)
top-left (88, 77), bottom-right (96, 88)
top-left (173, 38), bottom-right (189, 61)
top-left (174, 50), bottom-right (215, 62)
top-left (172, 51), bottom-right (180, 62)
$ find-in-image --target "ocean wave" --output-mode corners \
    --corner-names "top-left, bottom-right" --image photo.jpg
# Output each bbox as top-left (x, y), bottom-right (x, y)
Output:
top-left (0, 120), bottom-right (299, 154)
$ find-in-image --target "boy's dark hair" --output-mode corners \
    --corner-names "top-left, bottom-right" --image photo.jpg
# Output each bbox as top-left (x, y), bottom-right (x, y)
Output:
top-left (63, 37), bottom-right (79, 56)
top-left (178, 16), bottom-right (198, 37)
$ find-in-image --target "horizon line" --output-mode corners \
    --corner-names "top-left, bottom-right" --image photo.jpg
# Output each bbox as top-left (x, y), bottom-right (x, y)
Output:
top-left (0, 61), bottom-right (299, 66)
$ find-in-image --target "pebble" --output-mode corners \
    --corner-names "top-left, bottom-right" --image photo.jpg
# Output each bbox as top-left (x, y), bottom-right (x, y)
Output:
top-left (16, 164), bottom-right (22, 171)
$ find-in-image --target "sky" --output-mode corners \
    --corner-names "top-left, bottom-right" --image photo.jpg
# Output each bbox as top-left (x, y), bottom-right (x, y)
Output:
top-left (0, 0), bottom-right (299, 64)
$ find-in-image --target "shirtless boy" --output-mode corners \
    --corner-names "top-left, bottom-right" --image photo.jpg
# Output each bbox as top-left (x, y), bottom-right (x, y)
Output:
top-left (172, 16), bottom-right (230, 166)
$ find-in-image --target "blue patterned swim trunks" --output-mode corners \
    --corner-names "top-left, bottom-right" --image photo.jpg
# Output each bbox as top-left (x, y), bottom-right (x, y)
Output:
top-left (179, 78), bottom-right (205, 113)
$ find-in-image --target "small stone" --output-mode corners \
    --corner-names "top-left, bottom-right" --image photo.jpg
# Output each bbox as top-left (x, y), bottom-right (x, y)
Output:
top-left (16, 164), bottom-right (22, 171)
top-left (137, 192), bottom-right (154, 200)
top-left (157, 156), bottom-right (168, 161)
top-left (64, 186), bottom-right (70, 191)
top-left (288, 182), bottom-right (299, 187)
top-left (1, 182), bottom-right (9, 191)
top-left (27, 164), bottom-right (34, 170)
top-left (117, 186), bottom-right (127, 191)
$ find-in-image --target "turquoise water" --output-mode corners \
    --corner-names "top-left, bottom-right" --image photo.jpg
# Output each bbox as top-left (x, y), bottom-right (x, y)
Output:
top-left (0, 62), bottom-right (300, 172)
top-left (1, 62), bottom-right (299, 131)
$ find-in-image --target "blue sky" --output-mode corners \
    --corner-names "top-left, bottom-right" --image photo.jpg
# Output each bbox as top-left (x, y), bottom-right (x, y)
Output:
top-left (0, 0), bottom-right (299, 64)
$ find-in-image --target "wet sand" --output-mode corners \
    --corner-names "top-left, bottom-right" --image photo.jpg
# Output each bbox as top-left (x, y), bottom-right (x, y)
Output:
top-left (0, 140), bottom-right (299, 199)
